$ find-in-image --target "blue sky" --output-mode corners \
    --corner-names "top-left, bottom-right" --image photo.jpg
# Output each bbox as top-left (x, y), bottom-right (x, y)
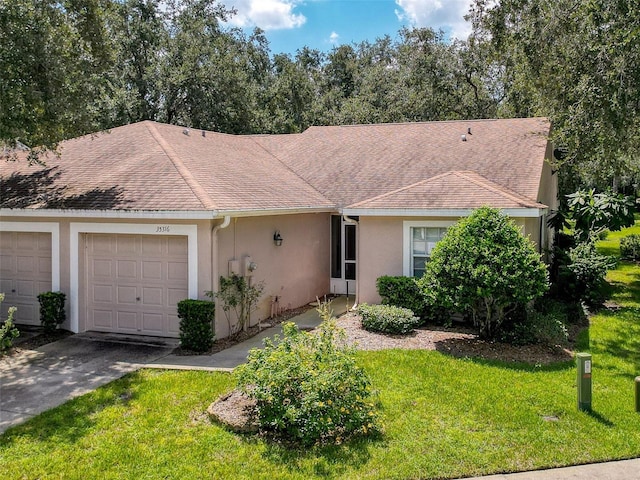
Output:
top-left (221, 0), bottom-right (474, 56)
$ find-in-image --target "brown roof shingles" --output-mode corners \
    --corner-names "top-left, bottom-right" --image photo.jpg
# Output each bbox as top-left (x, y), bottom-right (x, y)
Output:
top-left (0, 118), bottom-right (551, 214)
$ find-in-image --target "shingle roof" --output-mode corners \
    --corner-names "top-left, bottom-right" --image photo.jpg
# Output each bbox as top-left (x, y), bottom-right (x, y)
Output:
top-left (347, 171), bottom-right (547, 210)
top-left (253, 117), bottom-right (551, 208)
top-left (0, 118), bottom-right (551, 214)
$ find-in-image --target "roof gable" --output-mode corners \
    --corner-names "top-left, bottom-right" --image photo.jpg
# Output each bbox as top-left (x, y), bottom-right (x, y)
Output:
top-left (347, 171), bottom-right (547, 210)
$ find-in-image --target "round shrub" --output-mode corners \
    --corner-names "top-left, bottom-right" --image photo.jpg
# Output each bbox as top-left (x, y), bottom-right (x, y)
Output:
top-left (620, 234), bottom-right (640, 261)
top-left (234, 321), bottom-right (382, 446)
top-left (358, 303), bottom-right (421, 335)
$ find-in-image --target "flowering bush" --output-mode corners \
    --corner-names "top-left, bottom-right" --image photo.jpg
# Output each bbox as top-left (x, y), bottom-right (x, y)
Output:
top-left (234, 319), bottom-right (382, 446)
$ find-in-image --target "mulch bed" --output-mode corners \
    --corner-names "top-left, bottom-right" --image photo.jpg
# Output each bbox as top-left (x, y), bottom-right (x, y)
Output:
top-left (335, 312), bottom-right (575, 365)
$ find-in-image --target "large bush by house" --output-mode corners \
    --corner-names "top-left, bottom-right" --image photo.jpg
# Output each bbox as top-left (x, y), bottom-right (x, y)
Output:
top-left (358, 303), bottom-right (421, 335)
top-left (235, 319), bottom-right (382, 446)
top-left (418, 207), bottom-right (549, 339)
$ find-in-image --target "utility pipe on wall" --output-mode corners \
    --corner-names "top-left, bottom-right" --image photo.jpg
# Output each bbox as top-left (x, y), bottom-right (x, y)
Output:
top-left (211, 216), bottom-right (231, 294)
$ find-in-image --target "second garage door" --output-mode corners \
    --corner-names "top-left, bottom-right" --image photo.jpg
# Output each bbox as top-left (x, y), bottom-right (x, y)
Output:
top-left (85, 233), bottom-right (188, 337)
top-left (0, 231), bottom-right (52, 325)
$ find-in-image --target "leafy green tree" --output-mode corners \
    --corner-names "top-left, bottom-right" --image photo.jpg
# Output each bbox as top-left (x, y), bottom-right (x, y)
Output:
top-left (419, 207), bottom-right (549, 339)
top-left (0, 0), bottom-right (112, 159)
top-left (566, 189), bottom-right (638, 242)
top-left (468, 0), bottom-right (640, 192)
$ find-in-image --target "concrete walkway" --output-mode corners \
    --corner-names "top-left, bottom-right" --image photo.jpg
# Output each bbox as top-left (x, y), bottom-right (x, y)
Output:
top-left (457, 458), bottom-right (640, 480)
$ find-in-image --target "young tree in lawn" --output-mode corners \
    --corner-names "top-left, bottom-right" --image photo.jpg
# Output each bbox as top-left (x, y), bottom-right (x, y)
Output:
top-left (419, 207), bottom-right (548, 339)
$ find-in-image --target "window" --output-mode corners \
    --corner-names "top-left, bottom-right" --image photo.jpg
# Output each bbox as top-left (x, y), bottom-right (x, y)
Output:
top-left (403, 221), bottom-right (455, 278)
top-left (410, 227), bottom-right (448, 277)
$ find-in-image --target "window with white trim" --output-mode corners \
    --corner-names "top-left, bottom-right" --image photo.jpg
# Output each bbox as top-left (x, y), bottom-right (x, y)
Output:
top-left (403, 221), bottom-right (455, 278)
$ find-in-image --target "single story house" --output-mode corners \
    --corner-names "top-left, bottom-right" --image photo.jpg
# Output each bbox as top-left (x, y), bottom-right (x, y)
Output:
top-left (0, 118), bottom-right (557, 338)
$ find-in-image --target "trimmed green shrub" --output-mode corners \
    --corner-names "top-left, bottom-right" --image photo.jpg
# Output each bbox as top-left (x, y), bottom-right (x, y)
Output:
top-left (376, 276), bottom-right (425, 317)
top-left (235, 320), bottom-right (382, 446)
top-left (177, 299), bottom-right (215, 352)
top-left (358, 303), bottom-right (421, 335)
top-left (0, 293), bottom-right (19, 353)
top-left (620, 234), bottom-right (640, 261)
top-left (419, 207), bottom-right (549, 339)
top-left (37, 291), bottom-right (66, 333)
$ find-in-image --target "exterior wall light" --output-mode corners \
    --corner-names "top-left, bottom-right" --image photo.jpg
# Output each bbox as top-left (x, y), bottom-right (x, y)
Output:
top-left (273, 231), bottom-right (283, 246)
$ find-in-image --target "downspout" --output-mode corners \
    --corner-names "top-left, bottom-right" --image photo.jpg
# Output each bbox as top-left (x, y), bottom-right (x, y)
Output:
top-left (342, 215), bottom-right (359, 310)
top-left (211, 216), bottom-right (231, 294)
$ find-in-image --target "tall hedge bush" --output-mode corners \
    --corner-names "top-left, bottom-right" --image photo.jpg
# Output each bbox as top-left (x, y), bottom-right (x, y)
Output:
top-left (177, 299), bottom-right (215, 352)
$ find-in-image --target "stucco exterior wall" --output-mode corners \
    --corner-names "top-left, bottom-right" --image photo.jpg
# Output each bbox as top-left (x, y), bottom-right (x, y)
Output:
top-left (216, 213), bottom-right (330, 338)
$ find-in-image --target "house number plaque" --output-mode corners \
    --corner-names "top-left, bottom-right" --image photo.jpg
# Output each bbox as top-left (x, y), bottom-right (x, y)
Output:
top-left (155, 226), bottom-right (170, 233)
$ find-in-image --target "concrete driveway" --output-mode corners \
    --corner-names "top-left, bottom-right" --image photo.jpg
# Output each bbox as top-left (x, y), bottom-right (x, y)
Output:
top-left (0, 334), bottom-right (175, 434)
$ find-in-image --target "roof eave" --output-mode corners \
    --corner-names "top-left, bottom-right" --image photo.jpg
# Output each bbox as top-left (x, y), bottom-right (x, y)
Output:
top-left (218, 206), bottom-right (336, 217)
top-left (0, 208), bottom-right (220, 220)
top-left (341, 207), bottom-right (549, 218)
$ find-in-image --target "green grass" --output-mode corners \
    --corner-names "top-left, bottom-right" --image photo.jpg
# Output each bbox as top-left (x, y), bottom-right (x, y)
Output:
top-left (2, 222), bottom-right (639, 479)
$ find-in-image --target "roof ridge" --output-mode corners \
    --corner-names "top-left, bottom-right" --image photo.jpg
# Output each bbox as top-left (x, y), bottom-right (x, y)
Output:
top-left (145, 122), bottom-right (217, 210)
top-left (453, 171), bottom-right (541, 207)
top-left (248, 137), bottom-right (336, 207)
top-left (304, 117), bottom-right (548, 132)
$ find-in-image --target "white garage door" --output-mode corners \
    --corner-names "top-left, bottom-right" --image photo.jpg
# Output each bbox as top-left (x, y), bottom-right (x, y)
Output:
top-left (0, 232), bottom-right (52, 325)
top-left (85, 233), bottom-right (188, 337)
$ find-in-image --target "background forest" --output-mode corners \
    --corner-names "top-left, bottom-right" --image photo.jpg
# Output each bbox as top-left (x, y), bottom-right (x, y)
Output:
top-left (1, 0), bottom-right (639, 197)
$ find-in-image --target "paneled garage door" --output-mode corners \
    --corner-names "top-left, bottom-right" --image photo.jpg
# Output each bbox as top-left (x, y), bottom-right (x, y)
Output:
top-left (85, 233), bottom-right (188, 337)
top-left (0, 232), bottom-right (52, 325)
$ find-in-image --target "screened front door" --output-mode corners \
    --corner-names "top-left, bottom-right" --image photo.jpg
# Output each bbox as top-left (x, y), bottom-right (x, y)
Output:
top-left (330, 215), bottom-right (357, 295)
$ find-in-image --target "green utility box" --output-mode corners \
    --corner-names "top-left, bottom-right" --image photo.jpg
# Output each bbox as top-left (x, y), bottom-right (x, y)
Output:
top-left (576, 353), bottom-right (592, 412)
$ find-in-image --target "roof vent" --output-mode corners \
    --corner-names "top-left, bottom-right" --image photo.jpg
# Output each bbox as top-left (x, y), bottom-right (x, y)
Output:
top-left (183, 128), bottom-right (190, 136)
top-left (461, 134), bottom-right (467, 142)
top-left (201, 130), bottom-right (206, 137)
top-left (467, 127), bottom-right (472, 135)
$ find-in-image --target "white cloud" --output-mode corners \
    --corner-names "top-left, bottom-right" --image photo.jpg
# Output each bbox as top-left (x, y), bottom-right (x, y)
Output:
top-left (395, 0), bottom-right (472, 39)
top-left (329, 31), bottom-right (340, 44)
top-left (223, 0), bottom-right (306, 30)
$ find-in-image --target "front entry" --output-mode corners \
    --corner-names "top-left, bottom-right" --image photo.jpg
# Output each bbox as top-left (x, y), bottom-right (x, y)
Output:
top-left (330, 215), bottom-right (357, 295)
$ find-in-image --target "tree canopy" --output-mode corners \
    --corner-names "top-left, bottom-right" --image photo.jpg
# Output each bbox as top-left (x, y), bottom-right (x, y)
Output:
top-left (2, 0), bottom-right (639, 199)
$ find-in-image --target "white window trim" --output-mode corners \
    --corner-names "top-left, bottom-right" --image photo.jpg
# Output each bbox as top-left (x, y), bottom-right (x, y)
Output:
top-left (0, 221), bottom-right (60, 291)
top-left (403, 221), bottom-right (456, 277)
top-left (69, 223), bottom-right (198, 333)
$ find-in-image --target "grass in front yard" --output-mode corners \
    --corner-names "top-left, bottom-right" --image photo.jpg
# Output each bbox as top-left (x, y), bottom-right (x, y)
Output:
top-left (1, 222), bottom-right (639, 480)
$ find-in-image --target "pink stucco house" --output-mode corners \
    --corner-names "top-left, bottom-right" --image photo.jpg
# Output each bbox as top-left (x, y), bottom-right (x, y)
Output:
top-left (0, 118), bottom-right (557, 338)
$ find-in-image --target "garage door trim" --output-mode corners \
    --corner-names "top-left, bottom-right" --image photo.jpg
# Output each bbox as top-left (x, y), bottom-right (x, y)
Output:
top-left (70, 223), bottom-right (198, 333)
top-left (0, 221), bottom-right (60, 291)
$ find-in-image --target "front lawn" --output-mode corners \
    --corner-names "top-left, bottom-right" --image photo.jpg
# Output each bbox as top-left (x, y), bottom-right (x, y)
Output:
top-left (1, 223), bottom-right (639, 479)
